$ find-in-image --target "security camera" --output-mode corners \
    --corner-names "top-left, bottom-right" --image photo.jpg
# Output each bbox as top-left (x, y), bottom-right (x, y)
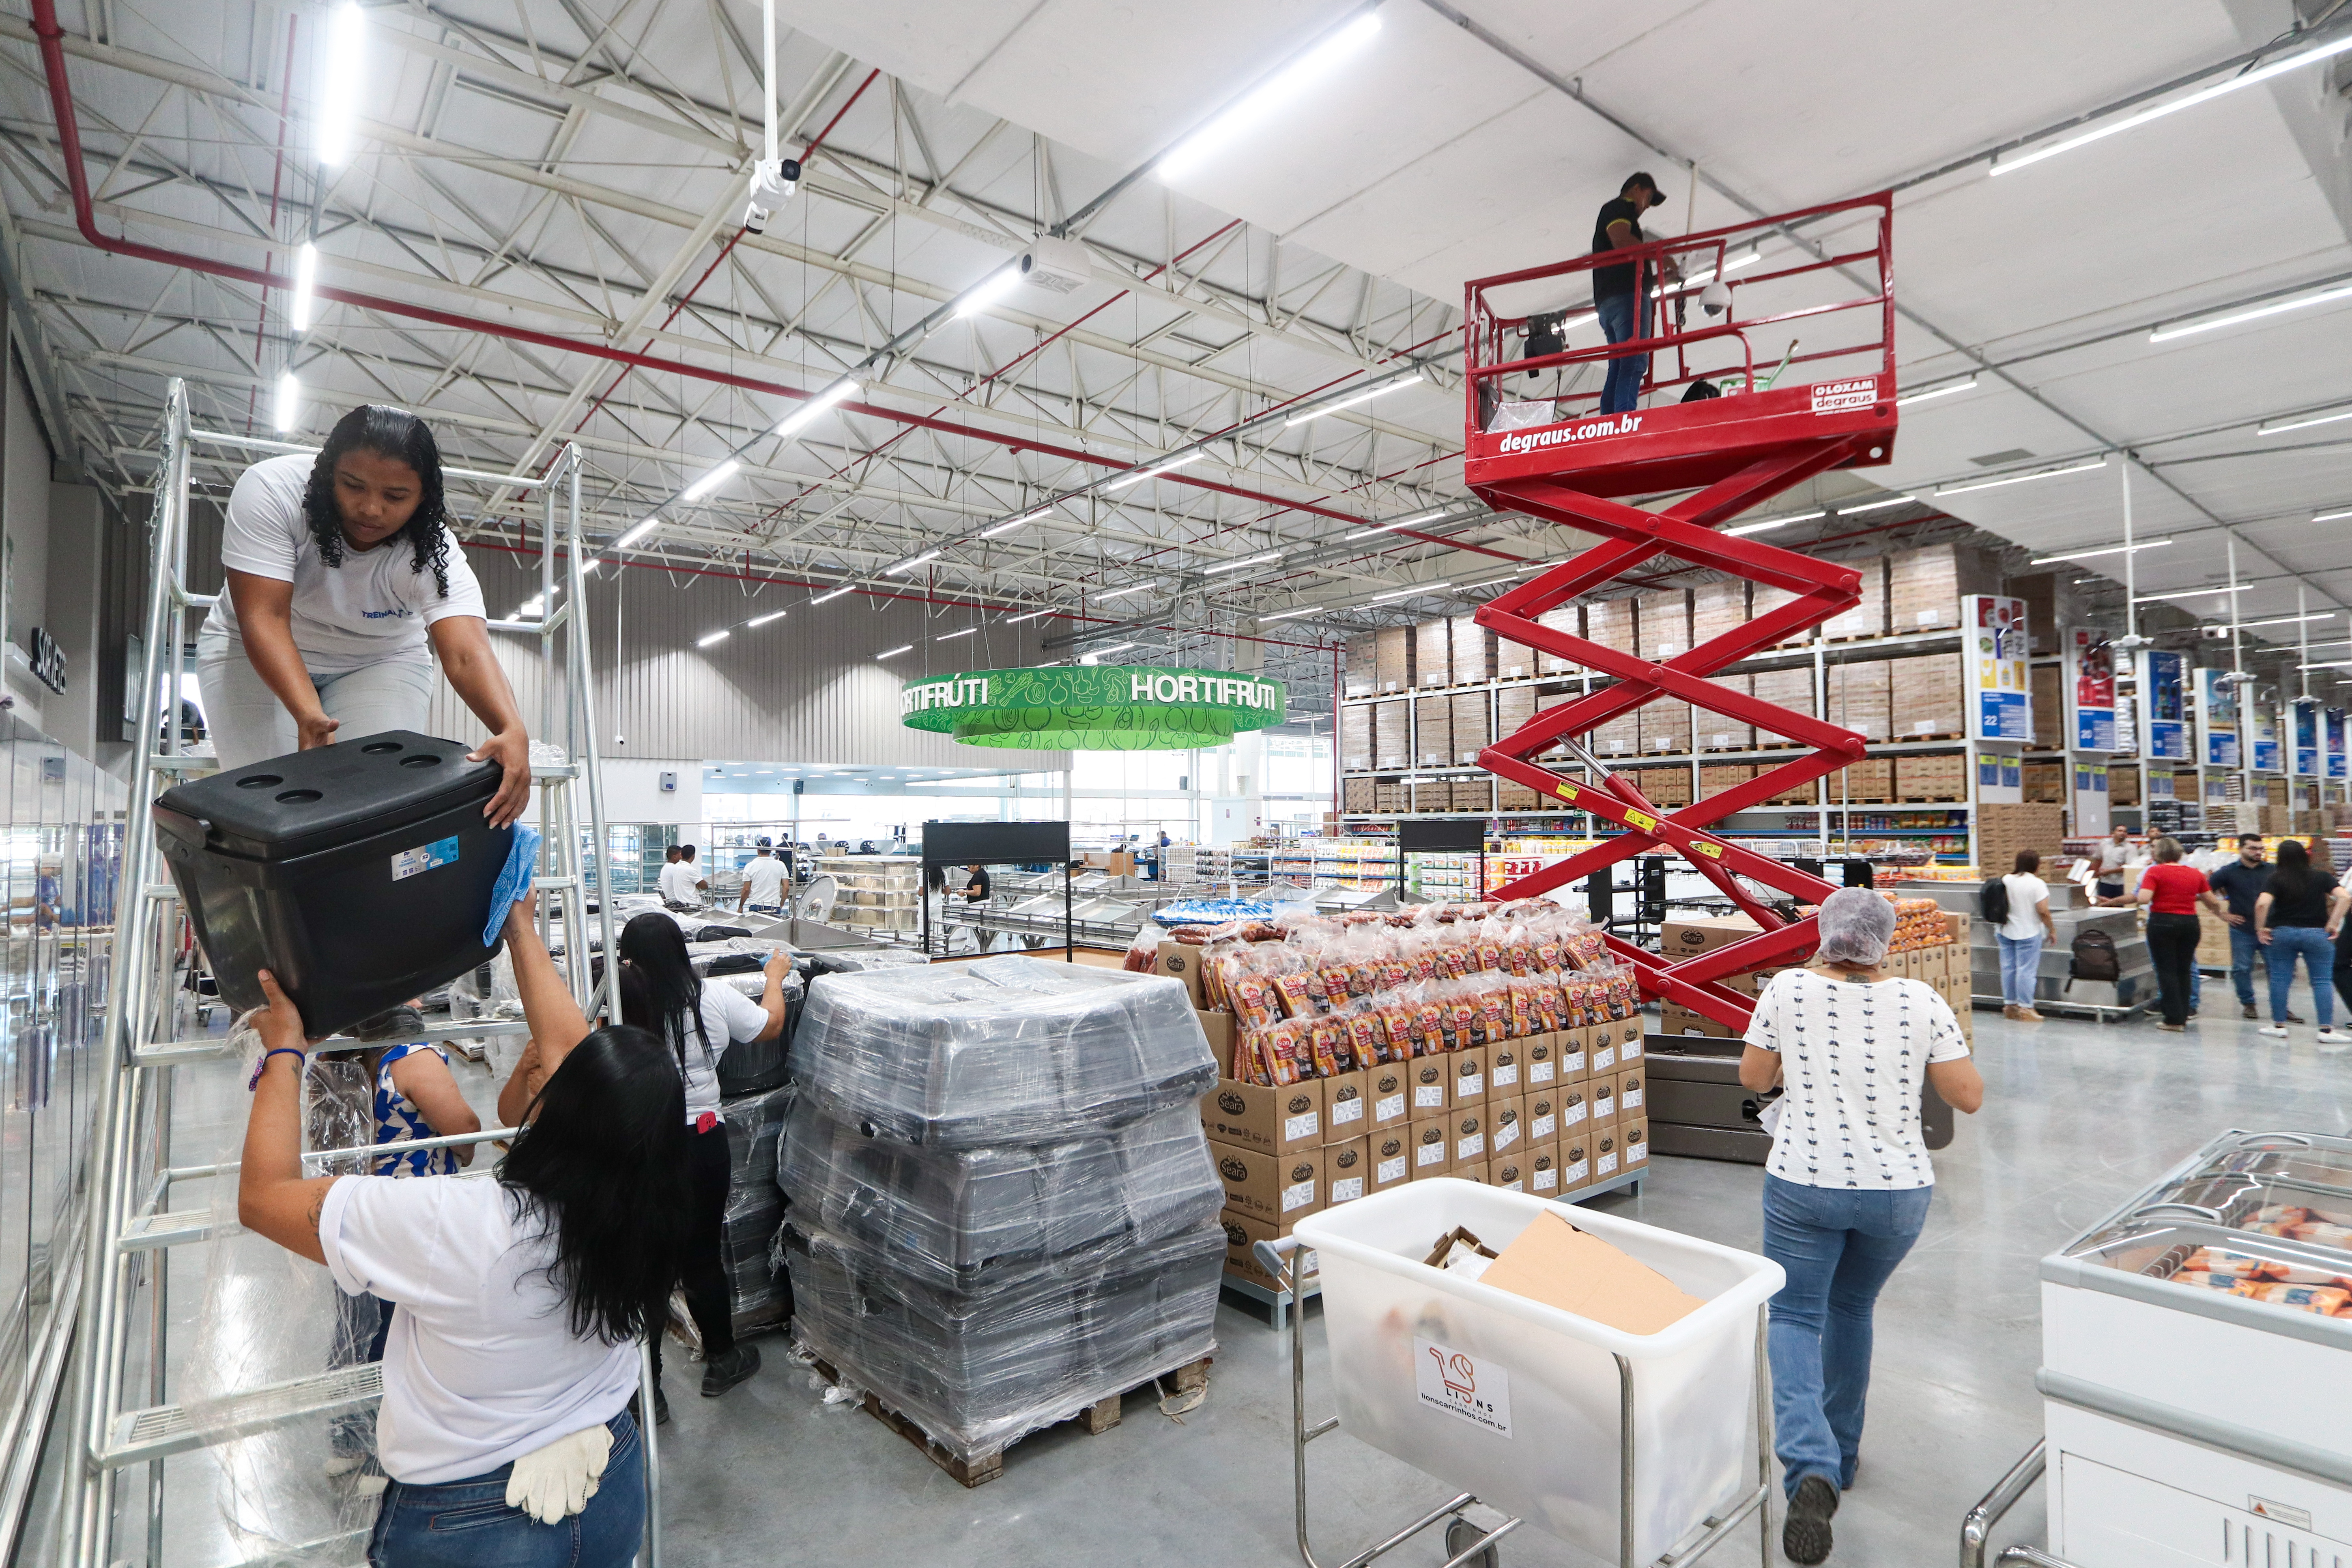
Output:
top-left (1017, 235), bottom-right (1094, 295)
top-left (742, 157), bottom-right (801, 234)
top-left (1700, 280), bottom-right (1733, 317)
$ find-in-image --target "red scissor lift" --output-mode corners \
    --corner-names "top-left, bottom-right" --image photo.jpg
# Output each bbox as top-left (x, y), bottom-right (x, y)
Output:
top-left (1463, 193), bottom-right (1899, 1031)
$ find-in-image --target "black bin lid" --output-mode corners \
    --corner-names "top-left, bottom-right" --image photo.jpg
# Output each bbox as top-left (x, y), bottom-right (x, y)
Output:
top-left (155, 730), bottom-right (503, 862)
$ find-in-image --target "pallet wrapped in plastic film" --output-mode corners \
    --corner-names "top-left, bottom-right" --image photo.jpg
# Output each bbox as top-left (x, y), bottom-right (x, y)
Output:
top-left (787, 955), bottom-right (1215, 1147)
top-left (778, 1099), bottom-right (1221, 1292)
top-left (784, 1219), bottom-right (1223, 1464)
top-left (720, 1082), bottom-right (794, 1335)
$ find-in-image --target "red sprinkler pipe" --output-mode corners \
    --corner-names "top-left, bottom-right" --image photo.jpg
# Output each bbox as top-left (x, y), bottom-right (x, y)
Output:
top-left (27, 0), bottom-right (1397, 533)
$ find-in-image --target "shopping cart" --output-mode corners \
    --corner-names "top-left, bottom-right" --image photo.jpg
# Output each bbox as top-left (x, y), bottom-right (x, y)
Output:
top-left (1257, 1181), bottom-right (1782, 1568)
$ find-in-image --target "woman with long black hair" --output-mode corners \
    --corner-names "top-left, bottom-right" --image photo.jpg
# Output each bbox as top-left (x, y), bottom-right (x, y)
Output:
top-left (614, 913), bottom-right (789, 1413)
top-left (2254, 838), bottom-right (2352, 1043)
top-left (196, 403), bottom-right (531, 826)
top-left (237, 897), bottom-right (682, 1565)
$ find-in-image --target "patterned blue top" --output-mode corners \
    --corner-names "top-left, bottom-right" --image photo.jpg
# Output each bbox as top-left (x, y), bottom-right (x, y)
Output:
top-left (372, 1043), bottom-right (459, 1177)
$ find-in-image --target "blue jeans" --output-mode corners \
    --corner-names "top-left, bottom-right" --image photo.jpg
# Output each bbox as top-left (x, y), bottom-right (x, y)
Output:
top-left (367, 1411), bottom-right (643, 1568)
top-left (2266, 927), bottom-right (2335, 1028)
top-left (1761, 1175), bottom-right (1932, 1498)
top-left (2229, 922), bottom-right (2261, 1007)
top-left (1996, 932), bottom-right (2042, 1006)
top-left (1595, 291), bottom-right (1650, 415)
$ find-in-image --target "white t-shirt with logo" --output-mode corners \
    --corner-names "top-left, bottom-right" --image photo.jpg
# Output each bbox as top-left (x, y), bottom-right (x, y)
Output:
top-left (204, 453), bottom-right (487, 672)
top-left (1999, 873), bottom-right (2049, 940)
top-left (1744, 968), bottom-right (1970, 1191)
top-left (742, 856), bottom-right (788, 907)
top-left (318, 1174), bottom-right (638, 1485)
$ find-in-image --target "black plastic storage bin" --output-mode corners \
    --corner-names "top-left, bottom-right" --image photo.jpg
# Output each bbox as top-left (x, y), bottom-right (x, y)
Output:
top-left (154, 731), bottom-right (513, 1037)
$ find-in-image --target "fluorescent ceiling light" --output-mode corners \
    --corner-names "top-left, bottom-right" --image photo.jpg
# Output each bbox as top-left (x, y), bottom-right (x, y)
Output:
top-left (1202, 550), bottom-right (1283, 576)
top-left (1095, 581), bottom-right (1156, 600)
top-left (290, 244), bottom-right (318, 334)
top-left (1095, 642), bottom-right (1137, 655)
top-left (1836, 495), bottom-right (1915, 514)
top-left (697, 630), bottom-right (731, 648)
top-left (2315, 505), bottom-right (2352, 523)
top-left (2133, 584), bottom-right (2249, 603)
top-left (955, 265), bottom-right (1023, 319)
top-left (1104, 451), bottom-right (1206, 491)
top-left (1003, 608), bottom-right (1054, 625)
top-left (2301, 661), bottom-right (2352, 671)
top-left (2258, 402), bottom-right (2352, 436)
top-left (679, 460), bottom-right (741, 503)
top-left (1724, 510), bottom-right (1823, 537)
top-left (2151, 279), bottom-right (2352, 343)
top-left (983, 506), bottom-right (1051, 538)
top-left (774, 379), bottom-right (860, 438)
top-left (1935, 455), bottom-right (2109, 496)
top-left (746, 610), bottom-right (787, 628)
top-left (1156, 12), bottom-right (1382, 180)
top-left (316, 2), bottom-right (366, 166)
top-left (875, 645), bottom-right (913, 660)
top-left (1894, 375), bottom-right (1976, 406)
top-left (1345, 509), bottom-right (1444, 541)
top-left (935, 626), bottom-right (978, 640)
top-left (884, 549), bottom-right (942, 574)
top-left (1372, 581), bottom-right (1449, 601)
top-left (614, 516), bottom-right (661, 551)
top-left (1285, 374), bottom-right (1424, 426)
top-left (271, 371), bottom-right (300, 434)
top-left (2230, 612), bottom-right (2337, 629)
top-left (2030, 538), bottom-right (2173, 564)
top-left (1993, 29), bottom-right (2352, 177)
top-left (1258, 607), bottom-right (1318, 622)
top-left (810, 585), bottom-right (854, 605)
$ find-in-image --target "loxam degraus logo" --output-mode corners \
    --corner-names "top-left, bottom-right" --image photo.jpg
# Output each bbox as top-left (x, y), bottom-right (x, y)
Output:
top-left (1217, 1092), bottom-right (1246, 1115)
top-left (1494, 412), bottom-right (1643, 455)
top-left (1219, 1157), bottom-right (1249, 1182)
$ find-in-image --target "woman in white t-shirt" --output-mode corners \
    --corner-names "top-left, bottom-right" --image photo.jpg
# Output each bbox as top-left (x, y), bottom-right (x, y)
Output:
top-left (1996, 848), bottom-right (2057, 1022)
top-left (237, 897), bottom-right (683, 1565)
top-left (614, 913), bottom-right (787, 1415)
top-left (1738, 888), bottom-right (1986, 1566)
top-left (197, 405), bottom-right (531, 826)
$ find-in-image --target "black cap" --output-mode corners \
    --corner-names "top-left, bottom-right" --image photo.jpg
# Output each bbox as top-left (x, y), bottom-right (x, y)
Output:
top-left (756, 836), bottom-right (772, 847)
top-left (1625, 170), bottom-right (1666, 202)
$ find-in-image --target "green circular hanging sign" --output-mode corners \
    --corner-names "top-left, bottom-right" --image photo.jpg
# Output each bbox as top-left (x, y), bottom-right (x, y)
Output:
top-left (900, 666), bottom-right (1288, 750)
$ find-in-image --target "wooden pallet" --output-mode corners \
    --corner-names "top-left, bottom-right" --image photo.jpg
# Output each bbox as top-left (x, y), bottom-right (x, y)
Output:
top-left (806, 1352), bottom-right (1212, 1488)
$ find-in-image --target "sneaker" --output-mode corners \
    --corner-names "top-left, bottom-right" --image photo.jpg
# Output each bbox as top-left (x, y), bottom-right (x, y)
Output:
top-left (2288, 1012), bottom-right (2306, 1025)
top-left (2017, 1008), bottom-right (2044, 1022)
top-left (2002, 1004), bottom-right (2020, 1020)
top-left (1784, 1474), bottom-right (1839, 1566)
top-left (2317, 1030), bottom-right (2352, 1045)
top-left (2242, 1004), bottom-right (2258, 1019)
top-left (701, 1343), bottom-right (761, 1397)
top-left (2156, 1022), bottom-right (2184, 1032)
top-left (2257, 1025), bottom-right (2290, 1038)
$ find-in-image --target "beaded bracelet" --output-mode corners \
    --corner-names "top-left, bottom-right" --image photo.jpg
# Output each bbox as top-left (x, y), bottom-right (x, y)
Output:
top-left (247, 1046), bottom-right (307, 1092)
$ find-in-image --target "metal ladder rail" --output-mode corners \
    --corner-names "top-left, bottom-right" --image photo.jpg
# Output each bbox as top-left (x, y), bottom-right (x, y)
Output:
top-left (1471, 441), bottom-right (1884, 1029)
top-left (59, 384), bottom-right (630, 1568)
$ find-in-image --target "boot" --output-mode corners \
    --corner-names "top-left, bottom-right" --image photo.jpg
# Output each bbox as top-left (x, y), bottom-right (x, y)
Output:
top-left (701, 1342), bottom-right (761, 1397)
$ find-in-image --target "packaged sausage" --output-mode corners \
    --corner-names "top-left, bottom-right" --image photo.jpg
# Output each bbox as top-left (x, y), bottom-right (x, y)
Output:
top-left (1307, 1017), bottom-right (1347, 1079)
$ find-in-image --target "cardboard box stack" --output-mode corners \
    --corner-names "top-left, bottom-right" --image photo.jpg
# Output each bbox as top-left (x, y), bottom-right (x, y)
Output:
top-left (1417, 619), bottom-right (1451, 688)
top-left (1978, 802), bottom-right (2065, 876)
top-left (1823, 556), bottom-right (1887, 641)
top-left (1655, 904), bottom-right (1970, 1045)
top-left (1888, 653), bottom-right (1964, 739)
top-left (1451, 614), bottom-right (1494, 685)
top-left (1375, 626), bottom-right (1412, 692)
top-left (1535, 604), bottom-right (1579, 675)
top-left (1373, 700), bottom-right (1409, 770)
top-left (1887, 543), bottom-right (1998, 634)
top-left (1696, 674), bottom-right (1755, 751)
top-left (1452, 691), bottom-right (1490, 763)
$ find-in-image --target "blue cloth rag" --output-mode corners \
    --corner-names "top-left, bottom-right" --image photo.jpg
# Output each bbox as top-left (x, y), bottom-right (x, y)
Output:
top-left (483, 824), bottom-right (542, 948)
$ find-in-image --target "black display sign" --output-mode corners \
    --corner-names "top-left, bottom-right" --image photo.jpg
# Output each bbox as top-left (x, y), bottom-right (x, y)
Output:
top-left (920, 819), bottom-right (1071, 866)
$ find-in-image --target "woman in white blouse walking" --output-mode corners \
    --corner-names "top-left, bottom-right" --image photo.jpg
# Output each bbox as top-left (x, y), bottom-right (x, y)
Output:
top-left (1739, 888), bottom-right (1986, 1565)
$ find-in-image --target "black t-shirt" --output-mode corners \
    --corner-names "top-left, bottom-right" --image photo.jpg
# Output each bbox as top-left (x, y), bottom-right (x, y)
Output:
top-left (2264, 868), bottom-right (2339, 928)
top-left (1591, 196), bottom-right (1646, 301)
top-left (2207, 858), bottom-right (2269, 920)
top-left (963, 868), bottom-right (991, 902)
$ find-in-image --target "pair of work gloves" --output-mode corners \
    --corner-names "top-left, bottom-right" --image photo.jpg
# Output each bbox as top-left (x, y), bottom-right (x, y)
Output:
top-left (505, 1423), bottom-right (612, 1525)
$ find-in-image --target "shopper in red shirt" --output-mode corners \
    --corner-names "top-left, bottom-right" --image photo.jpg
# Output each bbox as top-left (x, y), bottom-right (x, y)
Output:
top-left (2136, 837), bottom-right (2226, 1031)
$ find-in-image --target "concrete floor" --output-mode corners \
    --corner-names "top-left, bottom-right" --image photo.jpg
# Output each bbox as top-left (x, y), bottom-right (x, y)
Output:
top-left (92, 978), bottom-right (2352, 1568)
top-left (653, 994), bottom-right (2351, 1568)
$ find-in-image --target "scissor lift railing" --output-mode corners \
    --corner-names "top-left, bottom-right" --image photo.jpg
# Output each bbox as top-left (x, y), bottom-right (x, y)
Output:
top-left (58, 380), bottom-right (638, 1568)
top-left (1462, 195), bottom-right (1899, 1031)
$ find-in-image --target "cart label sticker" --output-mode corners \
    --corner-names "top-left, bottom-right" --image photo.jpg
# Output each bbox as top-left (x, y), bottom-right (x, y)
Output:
top-left (1376, 1093), bottom-right (1406, 1121)
top-left (1283, 1110), bottom-right (1320, 1142)
top-left (391, 835), bottom-right (461, 882)
top-left (1414, 1338), bottom-right (1512, 1438)
top-left (1377, 1155), bottom-right (1407, 1183)
top-left (1330, 1096), bottom-right (1363, 1127)
top-left (1280, 1177), bottom-right (1316, 1214)
top-left (1415, 1084), bottom-right (1445, 1109)
top-left (1329, 1176), bottom-right (1365, 1204)
top-left (2249, 1498), bottom-right (2312, 1532)
top-left (1810, 376), bottom-right (1878, 414)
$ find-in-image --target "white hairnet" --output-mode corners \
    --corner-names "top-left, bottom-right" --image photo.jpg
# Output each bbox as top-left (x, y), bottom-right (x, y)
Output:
top-left (1816, 887), bottom-right (1896, 966)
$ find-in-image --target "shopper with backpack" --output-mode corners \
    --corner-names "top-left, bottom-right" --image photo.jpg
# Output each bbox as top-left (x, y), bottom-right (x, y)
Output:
top-left (2253, 839), bottom-right (2352, 1044)
top-left (1987, 850), bottom-right (2055, 1021)
top-left (2137, 837), bottom-right (2225, 1032)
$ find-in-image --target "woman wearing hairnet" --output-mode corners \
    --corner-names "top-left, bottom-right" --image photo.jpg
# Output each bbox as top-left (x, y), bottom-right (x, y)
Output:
top-left (1738, 888), bottom-right (1985, 1566)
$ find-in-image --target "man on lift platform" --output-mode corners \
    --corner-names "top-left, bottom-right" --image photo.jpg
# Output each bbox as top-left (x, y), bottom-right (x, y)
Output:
top-left (1592, 172), bottom-right (1679, 415)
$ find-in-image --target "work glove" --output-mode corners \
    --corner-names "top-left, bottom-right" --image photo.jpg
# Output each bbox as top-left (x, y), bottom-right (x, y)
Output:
top-left (504, 1423), bottom-right (612, 1526)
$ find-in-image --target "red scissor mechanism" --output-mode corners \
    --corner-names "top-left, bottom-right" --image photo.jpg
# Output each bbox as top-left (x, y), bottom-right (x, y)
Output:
top-left (1458, 193), bottom-right (1901, 1031)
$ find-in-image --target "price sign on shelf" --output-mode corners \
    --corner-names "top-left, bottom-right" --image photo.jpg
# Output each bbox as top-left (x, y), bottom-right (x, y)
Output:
top-left (1484, 854), bottom-right (1566, 892)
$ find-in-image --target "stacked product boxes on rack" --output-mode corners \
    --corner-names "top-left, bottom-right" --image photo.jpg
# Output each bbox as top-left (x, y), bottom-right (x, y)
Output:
top-left (1159, 902), bottom-right (1653, 1291)
top-left (821, 854), bottom-right (923, 932)
top-left (781, 957), bottom-right (1224, 1467)
top-left (1653, 903), bottom-right (1968, 1044)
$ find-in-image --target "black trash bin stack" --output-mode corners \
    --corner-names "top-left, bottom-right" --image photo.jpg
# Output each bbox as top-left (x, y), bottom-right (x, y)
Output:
top-left (153, 731), bottom-right (511, 1039)
top-left (780, 956), bottom-right (1222, 1465)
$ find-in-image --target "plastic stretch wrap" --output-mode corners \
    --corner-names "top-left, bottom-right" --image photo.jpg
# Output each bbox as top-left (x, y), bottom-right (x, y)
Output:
top-left (778, 1100), bottom-right (1221, 1291)
top-left (720, 1084), bottom-right (794, 1333)
top-left (785, 1219), bottom-right (1222, 1463)
top-left (787, 956), bottom-right (1213, 1147)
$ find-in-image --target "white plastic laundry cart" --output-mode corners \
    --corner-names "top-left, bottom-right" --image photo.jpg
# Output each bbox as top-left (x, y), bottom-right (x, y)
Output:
top-left (1262, 1180), bottom-right (1784, 1568)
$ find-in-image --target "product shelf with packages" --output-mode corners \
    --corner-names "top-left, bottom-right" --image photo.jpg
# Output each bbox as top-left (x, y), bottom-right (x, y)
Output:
top-left (56, 381), bottom-right (639, 1568)
top-left (1463, 193), bottom-right (1898, 1032)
